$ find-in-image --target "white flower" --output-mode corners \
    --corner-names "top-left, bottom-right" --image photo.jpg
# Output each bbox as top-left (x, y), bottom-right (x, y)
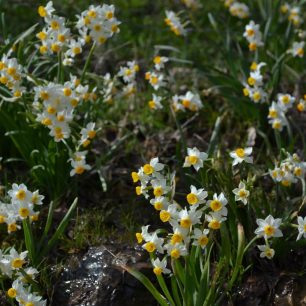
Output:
top-left (8, 184), bottom-right (31, 205)
top-left (151, 179), bottom-right (171, 197)
top-left (255, 215), bottom-right (283, 240)
top-left (153, 56), bottom-right (168, 71)
top-left (296, 216), bottom-right (306, 240)
top-left (151, 257), bottom-right (171, 275)
top-left (192, 228), bottom-right (209, 248)
top-left (230, 147), bottom-right (253, 166)
top-left (164, 242), bottom-right (188, 259)
top-left (183, 147), bottom-right (208, 171)
top-left (277, 93), bottom-right (295, 112)
top-left (257, 245), bottom-right (275, 259)
top-left (143, 232), bottom-right (164, 254)
top-left (178, 206), bottom-right (202, 229)
top-left (186, 185), bottom-right (208, 205)
top-left (142, 158), bottom-right (164, 176)
top-left (207, 193), bottom-right (228, 216)
top-left (232, 182), bottom-right (249, 205)
top-left (150, 196), bottom-right (170, 211)
top-left (205, 212), bottom-right (227, 230)
top-left (148, 94), bottom-right (163, 110)
top-left (288, 41), bottom-right (305, 58)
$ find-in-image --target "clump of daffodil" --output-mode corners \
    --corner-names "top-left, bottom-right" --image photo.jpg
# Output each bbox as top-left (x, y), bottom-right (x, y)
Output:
top-left (269, 151), bottom-right (306, 187)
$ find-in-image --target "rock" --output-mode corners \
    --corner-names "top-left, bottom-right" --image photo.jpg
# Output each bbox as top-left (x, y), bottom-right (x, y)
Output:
top-left (52, 244), bottom-right (157, 306)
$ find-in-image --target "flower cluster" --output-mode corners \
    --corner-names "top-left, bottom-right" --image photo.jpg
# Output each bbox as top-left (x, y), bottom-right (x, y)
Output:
top-left (255, 215), bottom-right (282, 259)
top-left (267, 93), bottom-right (295, 131)
top-left (288, 41), bottom-right (305, 58)
top-left (281, 4), bottom-right (303, 27)
top-left (145, 57), bottom-right (167, 92)
top-left (181, 0), bottom-right (202, 10)
top-left (0, 184), bottom-right (44, 234)
top-left (0, 247), bottom-right (46, 305)
top-left (37, 2), bottom-right (120, 65)
top-left (76, 4), bottom-right (120, 45)
top-left (243, 20), bottom-right (264, 52)
top-left (133, 150), bottom-right (231, 275)
top-left (243, 62), bottom-right (267, 103)
top-left (269, 151), bottom-right (306, 187)
top-left (224, 1), bottom-right (249, 19)
top-left (172, 91), bottom-right (203, 112)
top-left (118, 60), bottom-right (139, 97)
top-left (0, 54), bottom-right (25, 98)
top-left (164, 11), bottom-right (187, 36)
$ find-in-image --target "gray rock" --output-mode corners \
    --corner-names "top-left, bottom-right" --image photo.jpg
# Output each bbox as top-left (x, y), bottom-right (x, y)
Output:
top-left (52, 244), bottom-right (157, 306)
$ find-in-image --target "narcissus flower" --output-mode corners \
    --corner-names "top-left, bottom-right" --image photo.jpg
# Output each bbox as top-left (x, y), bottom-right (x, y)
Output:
top-left (183, 147), bottom-right (208, 171)
top-left (230, 147), bottom-right (253, 166)
top-left (232, 181), bottom-right (249, 205)
top-left (257, 245), bottom-right (275, 259)
top-left (296, 216), bottom-right (306, 240)
top-left (186, 185), bottom-right (207, 205)
top-left (191, 228), bottom-right (209, 248)
top-left (255, 215), bottom-right (283, 240)
top-left (151, 257), bottom-right (171, 276)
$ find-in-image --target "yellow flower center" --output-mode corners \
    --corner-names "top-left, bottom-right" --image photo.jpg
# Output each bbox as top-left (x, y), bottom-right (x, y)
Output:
top-left (136, 233), bottom-right (143, 243)
top-left (143, 164), bottom-right (154, 175)
top-left (210, 199), bottom-right (222, 212)
top-left (148, 100), bottom-right (155, 109)
top-left (50, 21), bottom-right (59, 30)
top-left (8, 223), bottom-right (17, 232)
top-left (131, 172), bottom-right (139, 183)
top-left (16, 189), bottom-right (26, 201)
top-left (39, 45), bottom-right (48, 54)
top-left (75, 166), bottom-right (85, 175)
top-left (144, 242), bottom-right (156, 253)
top-left (273, 121), bottom-right (281, 130)
top-left (235, 148), bottom-right (245, 158)
top-left (281, 180), bottom-right (290, 187)
top-left (154, 202), bottom-right (163, 210)
top-left (269, 109), bottom-right (277, 118)
top-left (171, 233), bottom-right (183, 244)
top-left (198, 236), bottom-right (209, 247)
top-left (0, 215), bottom-right (6, 223)
top-left (246, 29), bottom-right (255, 36)
top-left (186, 193), bottom-right (198, 205)
top-left (238, 190), bottom-right (247, 198)
top-left (250, 62), bottom-right (257, 70)
top-left (182, 99), bottom-right (190, 108)
top-left (282, 96), bottom-right (290, 104)
top-left (208, 219), bottom-right (221, 230)
top-left (87, 130), bottom-right (96, 139)
top-left (180, 217), bottom-right (192, 228)
top-left (187, 155), bottom-right (198, 165)
top-left (7, 288), bottom-right (17, 298)
top-left (247, 77), bottom-right (256, 86)
top-left (265, 249), bottom-right (273, 258)
top-left (106, 11), bottom-right (113, 19)
top-left (153, 267), bottom-right (162, 276)
top-left (135, 186), bottom-right (142, 195)
top-left (26, 303), bottom-right (34, 306)
top-left (297, 103), bottom-right (305, 112)
top-left (57, 33), bottom-right (65, 42)
top-left (249, 42), bottom-right (257, 51)
top-left (243, 88), bottom-right (249, 96)
top-left (154, 56), bottom-right (161, 64)
top-left (297, 48), bottom-right (304, 56)
top-left (150, 76), bottom-right (158, 85)
top-left (170, 248), bottom-right (180, 259)
top-left (38, 6), bottom-right (46, 17)
top-left (263, 225), bottom-right (275, 236)
top-left (160, 210), bottom-right (171, 222)
top-left (154, 187), bottom-right (163, 197)
top-left (42, 118), bottom-right (52, 126)
top-left (19, 208), bottom-right (29, 218)
top-left (12, 258), bottom-right (24, 269)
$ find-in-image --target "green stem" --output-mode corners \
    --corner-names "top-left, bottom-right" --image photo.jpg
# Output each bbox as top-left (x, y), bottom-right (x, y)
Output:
top-left (81, 42), bottom-right (96, 83)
